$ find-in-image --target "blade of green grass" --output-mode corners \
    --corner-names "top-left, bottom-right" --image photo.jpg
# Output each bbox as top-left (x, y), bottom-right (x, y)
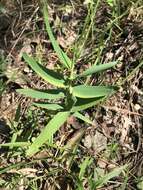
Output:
top-left (23, 53), bottom-right (66, 87)
top-left (94, 165), bottom-right (127, 188)
top-left (79, 157), bottom-right (93, 180)
top-left (73, 0), bottom-right (100, 61)
top-left (26, 111), bottom-right (70, 156)
top-left (0, 158), bottom-right (62, 175)
top-left (106, 0), bottom-right (114, 7)
top-left (43, 5), bottom-right (73, 69)
top-left (10, 132), bottom-right (21, 149)
top-left (0, 142), bottom-right (30, 147)
top-left (117, 60), bottom-right (143, 86)
top-left (17, 88), bottom-right (65, 100)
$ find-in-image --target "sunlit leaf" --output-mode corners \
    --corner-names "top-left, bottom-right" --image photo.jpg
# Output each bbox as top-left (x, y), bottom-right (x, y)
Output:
top-left (137, 177), bottom-right (143, 190)
top-left (23, 53), bottom-right (66, 87)
top-left (26, 111), bottom-right (70, 156)
top-left (95, 165), bottom-right (127, 188)
top-left (43, 5), bottom-right (73, 69)
top-left (33, 102), bottom-right (63, 110)
top-left (71, 97), bottom-right (104, 112)
top-left (0, 142), bottom-right (30, 147)
top-left (73, 112), bottom-right (94, 126)
top-left (79, 157), bottom-right (93, 180)
top-left (17, 88), bottom-right (65, 100)
top-left (106, 0), bottom-right (114, 7)
top-left (78, 61), bottom-right (117, 78)
top-left (72, 85), bottom-right (117, 98)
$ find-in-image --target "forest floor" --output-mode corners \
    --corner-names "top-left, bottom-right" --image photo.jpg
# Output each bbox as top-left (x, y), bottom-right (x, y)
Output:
top-left (0, 0), bottom-right (143, 189)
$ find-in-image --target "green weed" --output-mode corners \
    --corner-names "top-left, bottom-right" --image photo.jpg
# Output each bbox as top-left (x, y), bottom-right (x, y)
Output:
top-left (0, 1), bottom-right (136, 189)
top-left (16, 3), bottom-right (118, 157)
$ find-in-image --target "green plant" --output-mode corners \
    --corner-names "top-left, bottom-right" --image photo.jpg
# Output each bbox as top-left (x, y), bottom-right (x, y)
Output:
top-left (17, 4), bottom-right (118, 156)
top-left (74, 157), bottom-right (127, 190)
top-left (89, 164), bottom-right (127, 189)
top-left (106, 0), bottom-right (114, 7)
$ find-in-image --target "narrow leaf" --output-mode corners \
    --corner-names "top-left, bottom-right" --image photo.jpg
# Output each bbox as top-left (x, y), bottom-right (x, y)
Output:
top-left (26, 111), bottom-right (69, 156)
top-left (33, 102), bottom-right (63, 110)
top-left (95, 165), bottom-right (127, 188)
top-left (77, 182), bottom-right (84, 190)
top-left (17, 88), bottom-right (65, 100)
top-left (106, 0), bottom-right (114, 7)
top-left (0, 142), bottom-right (30, 147)
top-left (71, 97), bottom-right (104, 112)
top-left (23, 53), bottom-right (66, 87)
top-left (43, 5), bottom-right (73, 69)
top-left (73, 112), bottom-right (94, 126)
top-left (78, 61), bottom-right (117, 78)
top-left (79, 157), bottom-right (93, 180)
top-left (72, 85), bottom-right (117, 98)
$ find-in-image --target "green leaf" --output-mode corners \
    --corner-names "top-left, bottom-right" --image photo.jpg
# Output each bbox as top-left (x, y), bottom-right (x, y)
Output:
top-left (33, 102), bottom-right (63, 110)
top-left (0, 142), bottom-right (30, 147)
top-left (71, 97), bottom-right (104, 112)
top-left (73, 112), bottom-right (94, 126)
top-left (106, 0), bottom-right (114, 7)
top-left (72, 85), bottom-right (117, 98)
top-left (43, 5), bottom-right (73, 69)
top-left (76, 182), bottom-right (84, 190)
top-left (95, 165), bottom-right (127, 188)
top-left (17, 88), bottom-right (65, 100)
top-left (23, 53), bottom-right (66, 87)
top-left (26, 111), bottom-right (70, 156)
top-left (78, 61), bottom-right (117, 78)
top-left (79, 157), bottom-right (93, 180)
top-left (137, 177), bottom-right (143, 190)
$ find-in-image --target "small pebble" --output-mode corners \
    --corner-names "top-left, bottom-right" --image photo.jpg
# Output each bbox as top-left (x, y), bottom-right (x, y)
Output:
top-left (134, 104), bottom-right (141, 111)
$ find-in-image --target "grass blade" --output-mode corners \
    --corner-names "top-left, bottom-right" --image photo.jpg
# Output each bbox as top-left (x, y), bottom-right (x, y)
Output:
top-left (26, 111), bottom-right (70, 156)
top-left (118, 60), bottom-right (143, 86)
top-left (78, 61), bottom-right (117, 78)
top-left (106, 0), bottom-right (114, 7)
top-left (72, 85), bottom-right (117, 98)
top-left (23, 53), bottom-right (66, 87)
top-left (95, 165), bottom-right (127, 188)
top-left (17, 88), bottom-right (65, 100)
top-left (0, 142), bottom-right (30, 147)
top-left (33, 102), bottom-right (63, 110)
top-left (79, 157), bottom-right (93, 180)
top-left (43, 5), bottom-right (72, 69)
